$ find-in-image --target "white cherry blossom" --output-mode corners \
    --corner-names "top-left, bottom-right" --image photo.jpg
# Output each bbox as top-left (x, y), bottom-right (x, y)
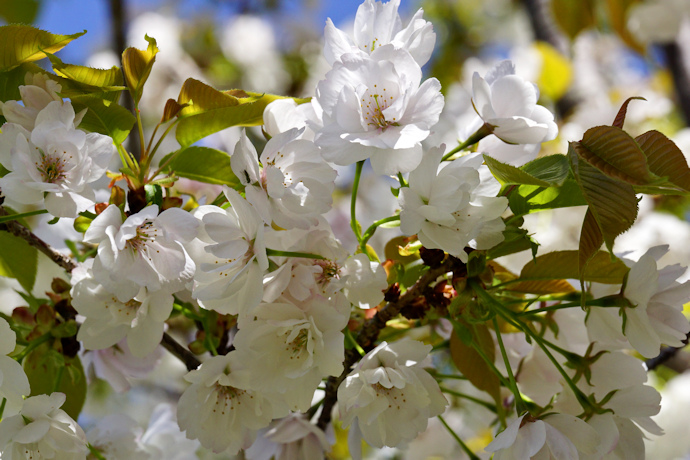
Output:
top-left (245, 413), bottom-right (333, 460)
top-left (314, 44), bottom-right (444, 175)
top-left (0, 317), bottom-right (30, 417)
top-left (0, 393), bottom-right (88, 460)
top-left (0, 73), bottom-right (66, 131)
top-left (338, 339), bottom-right (448, 455)
top-left (399, 147), bottom-right (507, 261)
top-left (342, 253), bottom-right (387, 309)
top-left (0, 101), bottom-right (115, 217)
top-left (231, 128), bottom-right (337, 229)
top-left (139, 404), bottom-right (200, 460)
top-left (472, 60), bottom-right (558, 145)
top-left (85, 414), bottom-right (150, 460)
top-left (84, 204), bottom-right (198, 301)
top-left (177, 353), bottom-right (286, 454)
top-left (324, 0), bottom-right (435, 67)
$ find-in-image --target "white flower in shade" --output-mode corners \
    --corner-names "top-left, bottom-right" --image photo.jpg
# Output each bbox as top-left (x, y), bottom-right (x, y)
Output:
top-left (81, 338), bottom-right (163, 393)
top-left (472, 60), bottom-right (558, 145)
top-left (399, 147), bottom-right (507, 262)
top-left (627, 0), bottom-right (690, 44)
top-left (232, 294), bottom-right (350, 411)
top-left (342, 253), bottom-right (387, 309)
top-left (0, 73), bottom-right (66, 131)
top-left (0, 101), bottom-right (115, 217)
top-left (586, 245), bottom-right (690, 358)
top-left (188, 189), bottom-right (268, 317)
top-left (338, 339), bottom-right (448, 456)
top-left (177, 353), bottom-right (286, 454)
top-left (231, 129), bottom-right (337, 230)
top-left (484, 413), bottom-right (600, 460)
top-left (263, 99), bottom-right (319, 140)
top-left (71, 260), bottom-right (174, 358)
top-left (314, 45), bottom-right (444, 175)
top-left (84, 204), bottom-right (198, 301)
top-left (324, 0), bottom-right (435, 67)
top-left (0, 393), bottom-right (88, 460)
top-left (139, 404), bottom-right (200, 460)
top-left (86, 414), bottom-right (149, 460)
top-left (245, 413), bottom-right (333, 460)
top-left (0, 317), bottom-right (30, 417)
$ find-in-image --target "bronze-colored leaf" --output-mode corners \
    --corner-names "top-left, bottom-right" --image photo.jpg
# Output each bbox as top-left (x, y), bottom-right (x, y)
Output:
top-left (636, 130), bottom-right (690, 192)
top-left (612, 96), bottom-right (646, 129)
top-left (450, 323), bottom-right (501, 405)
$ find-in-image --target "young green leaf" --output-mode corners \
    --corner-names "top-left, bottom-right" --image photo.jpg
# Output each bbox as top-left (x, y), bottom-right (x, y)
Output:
top-left (0, 25), bottom-right (85, 71)
top-left (161, 146), bottom-right (242, 188)
top-left (46, 52), bottom-right (125, 103)
top-left (122, 35), bottom-right (158, 104)
top-left (507, 178), bottom-right (587, 216)
top-left (174, 78), bottom-right (310, 147)
top-left (483, 155), bottom-right (552, 187)
top-left (70, 95), bottom-right (136, 145)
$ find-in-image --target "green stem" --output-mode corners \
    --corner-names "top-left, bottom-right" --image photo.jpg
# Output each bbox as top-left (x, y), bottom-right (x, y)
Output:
top-left (148, 120), bottom-right (180, 179)
top-left (135, 102), bottom-right (146, 162)
top-left (0, 398), bottom-right (6, 420)
top-left (397, 172), bottom-right (407, 187)
top-left (492, 317), bottom-right (527, 414)
top-left (360, 215), bottom-right (400, 252)
top-left (350, 161), bottom-right (365, 243)
top-left (172, 302), bottom-right (204, 322)
top-left (438, 415), bottom-right (481, 460)
top-left (345, 329), bottom-right (365, 357)
top-left (203, 311), bottom-right (218, 357)
top-left (441, 122), bottom-right (494, 161)
top-left (429, 372), bottom-right (468, 381)
top-left (265, 249), bottom-right (325, 260)
top-left (0, 209), bottom-right (49, 224)
top-left (146, 121), bottom-right (162, 155)
top-left (116, 143), bottom-right (136, 173)
top-left (439, 386), bottom-right (497, 413)
top-left (306, 397), bottom-right (324, 421)
top-left (472, 282), bottom-right (595, 415)
top-left (515, 296), bottom-right (624, 317)
top-left (87, 444), bottom-right (107, 460)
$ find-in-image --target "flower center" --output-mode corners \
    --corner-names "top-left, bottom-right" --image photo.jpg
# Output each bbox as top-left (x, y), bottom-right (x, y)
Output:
top-left (127, 221), bottom-right (159, 253)
top-left (361, 86), bottom-right (398, 132)
top-left (315, 260), bottom-right (339, 286)
top-left (36, 152), bottom-right (68, 183)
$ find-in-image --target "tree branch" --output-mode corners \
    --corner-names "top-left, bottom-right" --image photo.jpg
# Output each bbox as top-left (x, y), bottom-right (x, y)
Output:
top-left (662, 43), bottom-right (690, 127)
top-left (645, 332), bottom-right (690, 371)
top-left (162, 332), bottom-right (202, 372)
top-left (316, 257), bottom-right (459, 429)
top-left (0, 205), bottom-right (77, 273)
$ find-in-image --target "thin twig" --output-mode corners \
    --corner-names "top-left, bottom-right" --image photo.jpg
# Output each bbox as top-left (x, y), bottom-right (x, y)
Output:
top-left (317, 257), bottom-right (459, 429)
top-left (161, 332), bottom-right (202, 372)
top-left (0, 205), bottom-right (77, 273)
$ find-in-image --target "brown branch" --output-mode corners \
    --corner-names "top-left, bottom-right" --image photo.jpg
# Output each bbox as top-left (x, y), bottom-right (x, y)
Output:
top-left (645, 332), bottom-right (690, 371)
top-left (162, 332), bottom-right (202, 372)
top-left (0, 206), bottom-right (77, 273)
top-left (662, 43), bottom-right (690, 127)
top-left (316, 257), bottom-right (459, 429)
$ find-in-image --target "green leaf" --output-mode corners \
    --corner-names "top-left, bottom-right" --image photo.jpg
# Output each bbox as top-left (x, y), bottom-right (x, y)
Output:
top-left (144, 183), bottom-right (163, 207)
top-left (163, 146), bottom-right (241, 188)
top-left (635, 130), bottom-right (690, 192)
top-left (574, 126), bottom-right (652, 185)
top-left (450, 322), bottom-right (501, 405)
top-left (46, 52), bottom-right (125, 103)
top-left (487, 217), bottom-right (539, 259)
top-left (122, 35), bottom-right (158, 104)
top-left (517, 250), bottom-right (629, 285)
top-left (0, 0), bottom-right (39, 24)
top-left (0, 231), bottom-right (37, 293)
top-left (507, 178), bottom-right (587, 216)
top-left (175, 78), bottom-right (310, 147)
top-left (483, 155), bottom-right (551, 187)
top-left (70, 95), bottom-right (136, 145)
top-left (568, 142), bottom-right (638, 252)
top-left (0, 62), bottom-right (45, 102)
top-left (24, 346), bottom-right (86, 420)
top-left (520, 155), bottom-right (570, 186)
top-left (0, 25), bottom-right (86, 71)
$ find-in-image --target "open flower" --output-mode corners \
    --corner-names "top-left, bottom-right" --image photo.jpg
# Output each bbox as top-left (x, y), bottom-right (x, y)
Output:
top-left (472, 60), bottom-right (557, 145)
top-left (324, 0), bottom-right (435, 67)
top-left (0, 100), bottom-right (115, 217)
top-left (314, 45), bottom-right (443, 175)
top-left (0, 318), bottom-right (30, 417)
top-left (338, 339), bottom-right (447, 456)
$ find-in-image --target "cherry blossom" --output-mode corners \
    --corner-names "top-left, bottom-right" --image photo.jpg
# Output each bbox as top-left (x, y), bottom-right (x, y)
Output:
top-left (245, 413), bottom-right (333, 460)
top-left (0, 317), bottom-right (30, 417)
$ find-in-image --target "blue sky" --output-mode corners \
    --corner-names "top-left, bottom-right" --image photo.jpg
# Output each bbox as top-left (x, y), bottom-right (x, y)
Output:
top-left (28, 0), bottom-right (421, 65)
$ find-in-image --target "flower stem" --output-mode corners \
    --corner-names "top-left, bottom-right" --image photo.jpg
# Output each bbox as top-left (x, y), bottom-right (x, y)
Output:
top-left (0, 398), bottom-right (6, 420)
top-left (442, 122), bottom-right (494, 161)
top-left (350, 161), bottom-right (364, 243)
top-left (438, 415), bottom-right (481, 460)
top-left (12, 331), bottom-right (53, 363)
top-left (439, 386), bottom-right (497, 413)
top-left (87, 444), bottom-right (107, 460)
top-left (0, 209), bottom-right (49, 224)
top-left (265, 248), bottom-right (326, 260)
top-left (492, 316), bottom-right (528, 415)
top-left (360, 215), bottom-right (400, 252)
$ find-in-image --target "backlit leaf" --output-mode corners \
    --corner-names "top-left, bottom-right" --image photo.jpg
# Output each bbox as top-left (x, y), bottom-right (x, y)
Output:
top-left (612, 96), bottom-right (646, 129)
top-left (450, 322), bottom-right (501, 405)
top-left (0, 25), bottom-right (85, 71)
top-left (122, 35), bottom-right (158, 104)
top-left (551, 0), bottom-right (596, 39)
top-left (635, 130), bottom-right (690, 192)
top-left (518, 250), bottom-right (629, 284)
top-left (46, 52), bottom-right (124, 103)
top-left (163, 146), bottom-right (241, 188)
top-left (0, 231), bottom-right (37, 293)
top-left (71, 95), bottom-right (136, 145)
